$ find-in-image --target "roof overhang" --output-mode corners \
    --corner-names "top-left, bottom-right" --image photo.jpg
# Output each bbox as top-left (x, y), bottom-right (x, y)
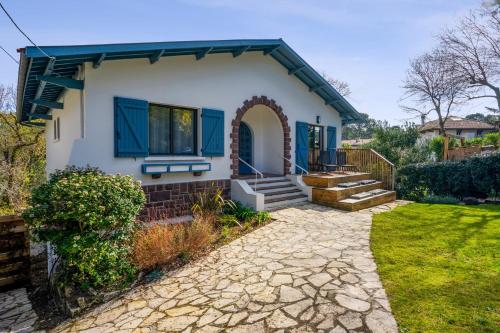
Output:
top-left (16, 39), bottom-right (362, 124)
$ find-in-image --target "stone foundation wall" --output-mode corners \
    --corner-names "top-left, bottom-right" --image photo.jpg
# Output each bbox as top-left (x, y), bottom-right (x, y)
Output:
top-left (141, 179), bottom-right (231, 221)
top-left (29, 242), bottom-right (48, 289)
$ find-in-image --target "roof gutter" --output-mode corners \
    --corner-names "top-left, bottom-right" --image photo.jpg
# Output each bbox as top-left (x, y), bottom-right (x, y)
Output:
top-left (15, 48), bottom-right (29, 123)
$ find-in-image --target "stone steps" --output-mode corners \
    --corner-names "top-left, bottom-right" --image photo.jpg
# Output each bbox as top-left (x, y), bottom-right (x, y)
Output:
top-left (243, 177), bottom-right (308, 210)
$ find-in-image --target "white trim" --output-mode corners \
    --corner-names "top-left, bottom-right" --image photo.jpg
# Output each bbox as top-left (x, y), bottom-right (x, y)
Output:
top-left (144, 156), bottom-right (206, 161)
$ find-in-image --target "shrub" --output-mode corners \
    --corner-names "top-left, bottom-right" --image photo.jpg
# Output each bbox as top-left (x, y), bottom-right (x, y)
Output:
top-left (396, 153), bottom-right (500, 201)
top-left (132, 217), bottom-right (214, 270)
top-left (482, 132), bottom-right (499, 148)
top-left (420, 195), bottom-right (461, 204)
top-left (464, 137), bottom-right (483, 146)
top-left (23, 166), bottom-right (145, 290)
top-left (224, 201), bottom-right (256, 221)
top-left (428, 136), bottom-right (459, 161)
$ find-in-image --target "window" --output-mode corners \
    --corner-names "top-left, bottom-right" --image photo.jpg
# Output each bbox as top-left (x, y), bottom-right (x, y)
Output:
top-left (53, 117), bottom-right (60, 141)
top-left (149, 104), bottom-right (197, 155)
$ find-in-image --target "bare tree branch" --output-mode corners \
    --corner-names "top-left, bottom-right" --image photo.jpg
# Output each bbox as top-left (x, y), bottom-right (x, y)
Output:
top-left (401, 49), bottom-right (467, 134)
top-left (439, 8), bottom-right (500, 112)
top-left (322, 73), bottom-right (352, 97)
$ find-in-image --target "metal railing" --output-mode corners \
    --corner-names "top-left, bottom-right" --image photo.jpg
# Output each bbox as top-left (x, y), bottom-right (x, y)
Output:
top-left (281, 155), bottom-right (308, 175)
top-left (238, 157), bottom-right (264, 191)
top-left (336, 148), bottom-right (395, 190)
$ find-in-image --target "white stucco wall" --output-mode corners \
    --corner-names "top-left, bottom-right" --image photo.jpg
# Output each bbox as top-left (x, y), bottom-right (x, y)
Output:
top-left (45, 52), bottom-right (344, 185)
top-left (45, 87), bottom-right (83, 175)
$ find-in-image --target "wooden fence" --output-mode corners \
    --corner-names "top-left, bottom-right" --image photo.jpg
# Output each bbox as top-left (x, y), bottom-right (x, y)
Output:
top-left (0, 215), bottom-right (30, 289)
top-left (337, 148), bottom-right (395, 190)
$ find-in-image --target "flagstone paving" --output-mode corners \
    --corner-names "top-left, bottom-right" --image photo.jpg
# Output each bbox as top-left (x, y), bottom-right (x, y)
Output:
top-left (51, 201), bottom-right (409, 333)
top-left (0, 288), bottom-right (40, 333)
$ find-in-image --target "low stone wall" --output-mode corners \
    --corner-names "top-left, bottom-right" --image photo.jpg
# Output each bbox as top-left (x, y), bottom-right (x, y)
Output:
top-left (141, 179), bottom-right (231, 220)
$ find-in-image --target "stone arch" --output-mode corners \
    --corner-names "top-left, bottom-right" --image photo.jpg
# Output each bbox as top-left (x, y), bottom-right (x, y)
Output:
top-left (230, 96), bottom-right (291, 178)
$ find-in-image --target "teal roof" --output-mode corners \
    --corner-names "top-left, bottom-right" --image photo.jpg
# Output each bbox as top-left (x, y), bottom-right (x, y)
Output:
top-left (16, 39), bottom-right (361, 123)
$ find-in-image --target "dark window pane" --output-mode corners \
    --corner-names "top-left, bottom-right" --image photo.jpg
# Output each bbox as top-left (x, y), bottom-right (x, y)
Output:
top-left (149, 105), bottom-right (170, 154)
top-left (172, 108), bottom-right (195, 154)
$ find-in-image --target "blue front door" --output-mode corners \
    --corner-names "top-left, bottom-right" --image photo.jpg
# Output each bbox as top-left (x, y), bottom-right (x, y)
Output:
top-left (239, 122), bottom-right (253, 174)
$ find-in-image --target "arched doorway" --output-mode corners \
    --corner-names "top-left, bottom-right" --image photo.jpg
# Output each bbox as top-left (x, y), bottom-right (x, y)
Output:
top-left (238, 122), bottom-right (253, 174)
top-left (231, 96), bottom-right (291, 178)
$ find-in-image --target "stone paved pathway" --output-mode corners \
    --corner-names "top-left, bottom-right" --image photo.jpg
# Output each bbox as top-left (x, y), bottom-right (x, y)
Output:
top-left (52, 201), bottom-right (409, 333)
top-left (0, 288), bottom-right (40, 333)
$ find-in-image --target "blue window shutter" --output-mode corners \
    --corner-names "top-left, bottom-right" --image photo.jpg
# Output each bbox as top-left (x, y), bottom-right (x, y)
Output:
top-left (201, 108), bottom-right (224, 157)
top-left (295, 121), bottom-right (309, 173)
top-left (327, 126), bottom-right (337, 152)
top-left (327, 126), bottom-right (337, 165)
top-left (114, 97), bottom-right (149, 157)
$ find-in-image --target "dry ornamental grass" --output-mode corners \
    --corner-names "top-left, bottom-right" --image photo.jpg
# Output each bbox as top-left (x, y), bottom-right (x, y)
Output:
top-left (132, 218), bottom-right (214, 270)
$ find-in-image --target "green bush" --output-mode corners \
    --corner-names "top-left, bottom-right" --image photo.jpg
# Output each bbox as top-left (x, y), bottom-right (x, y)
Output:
top-left (482, 132), bottom-right (499, 148)
top-left (420, 195), bottom-right (461, 204)
top-left (23, 166), bottom-right (145, 290)
top-left (428, 136), bottom-right (459, 161)
top-left (396, 153), bottom-right (500, 201)
top-left (464, 137), bottom-right (483, 146)
top-left (223, 201), bottom-right (256, 221)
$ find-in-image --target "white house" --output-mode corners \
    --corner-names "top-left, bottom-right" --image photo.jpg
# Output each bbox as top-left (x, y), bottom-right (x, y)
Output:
top-left (16, 39), bottom-right (361, 218)
top-left (419, 116), bottom-right (497, 140)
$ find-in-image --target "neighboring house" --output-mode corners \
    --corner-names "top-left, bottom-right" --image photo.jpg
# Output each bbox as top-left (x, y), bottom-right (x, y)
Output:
top-left (16, 39), bottom-right (361, 218)
top-left (419, 116), bottom-right (497, 140)
top-left (341, 138), bottom-right (372, 147)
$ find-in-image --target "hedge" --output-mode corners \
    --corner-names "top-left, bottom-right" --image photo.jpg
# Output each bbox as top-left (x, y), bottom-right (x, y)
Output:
top-left (396, 153), bottom-right (500, 201)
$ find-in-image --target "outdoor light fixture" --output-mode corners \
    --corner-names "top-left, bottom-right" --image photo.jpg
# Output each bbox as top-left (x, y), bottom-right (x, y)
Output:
top-left (316, 116), bottom-right (321, 124)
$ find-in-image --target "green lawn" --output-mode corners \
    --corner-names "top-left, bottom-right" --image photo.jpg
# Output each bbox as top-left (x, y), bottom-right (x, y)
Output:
top-left (371, 203), bottom-right (500, 333)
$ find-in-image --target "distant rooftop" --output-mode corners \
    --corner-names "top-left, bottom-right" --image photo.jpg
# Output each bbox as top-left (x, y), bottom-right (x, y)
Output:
top-left (419, 116), bottom-right (496, 132)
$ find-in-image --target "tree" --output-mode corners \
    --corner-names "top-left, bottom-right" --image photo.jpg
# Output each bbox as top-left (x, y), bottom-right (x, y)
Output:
top-left (439, 7), bottom-right (500, 112)
top-left (341, 112), bottom-right (383, 140)
top-left (0, 84), bottom-right (45, 212)
top-left (364, 122), bottom-right (428, 167)
top-left (402, 49), bottom-right (467, 135)
top-left (322, 73), bottom-right (351, 97)
top-left (465, 112), bottom-right (500, 125)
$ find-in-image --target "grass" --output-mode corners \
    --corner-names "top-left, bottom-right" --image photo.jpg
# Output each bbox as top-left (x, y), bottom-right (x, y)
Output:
top-left (371, 203), bottom-right (500, 333)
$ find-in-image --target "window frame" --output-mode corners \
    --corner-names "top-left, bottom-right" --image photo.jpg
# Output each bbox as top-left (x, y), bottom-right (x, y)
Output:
top-left (148, 103), bottom-right (198, 156)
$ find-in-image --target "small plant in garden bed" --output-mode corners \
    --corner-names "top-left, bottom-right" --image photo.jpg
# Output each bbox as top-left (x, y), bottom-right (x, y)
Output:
top-left (132, 188), bottom-right (273, 272)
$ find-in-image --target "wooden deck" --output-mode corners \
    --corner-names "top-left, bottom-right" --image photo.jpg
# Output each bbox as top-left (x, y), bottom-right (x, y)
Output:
top-left (302, 172), bottom-right (371, 188)
top-left (312, 181), bottom-right (383, 203)
top-left (303, 172), bottom-right (396, 212)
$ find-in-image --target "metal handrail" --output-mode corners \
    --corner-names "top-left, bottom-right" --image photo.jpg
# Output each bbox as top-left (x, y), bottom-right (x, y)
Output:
top-left (281, 155), bottom-right (308, 175)
top-left (238, 157), bottom-right (263, 191)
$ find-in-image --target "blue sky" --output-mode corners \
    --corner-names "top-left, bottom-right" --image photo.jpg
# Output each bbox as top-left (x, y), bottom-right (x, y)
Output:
top-left (0, 0), bottom-right (490, 123)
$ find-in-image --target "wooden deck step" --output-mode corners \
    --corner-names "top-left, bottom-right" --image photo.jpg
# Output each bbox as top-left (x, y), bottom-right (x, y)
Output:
top-left (303, 172), bottom-right (371, 188)
top-left (312, 181), bottom-right (383, 203)
top-left (324, 191), bottom-right (397, 211)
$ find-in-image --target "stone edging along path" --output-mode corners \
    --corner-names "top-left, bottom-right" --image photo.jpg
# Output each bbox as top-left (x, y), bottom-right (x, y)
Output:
top-left (46, 201), bottom-right (409, 333)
